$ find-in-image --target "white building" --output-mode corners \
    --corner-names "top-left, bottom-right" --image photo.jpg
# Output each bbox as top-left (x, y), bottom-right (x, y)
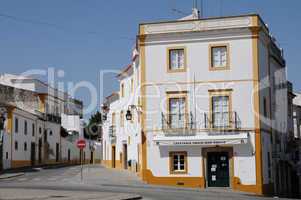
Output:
top-left (101, 11), bottom-right (291, 196)
top-left (292, 92), bottom-right (301, 198)
top-left (0, 74), bottom-right (100, 170)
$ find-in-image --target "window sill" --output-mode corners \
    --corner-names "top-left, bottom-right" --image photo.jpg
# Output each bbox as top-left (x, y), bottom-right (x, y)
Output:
top-left (209, 66), bottom-right (230, 71)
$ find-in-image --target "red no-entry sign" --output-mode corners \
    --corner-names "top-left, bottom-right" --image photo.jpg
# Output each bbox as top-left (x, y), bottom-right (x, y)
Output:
top-left (77, 139), bottom-right (86, 149)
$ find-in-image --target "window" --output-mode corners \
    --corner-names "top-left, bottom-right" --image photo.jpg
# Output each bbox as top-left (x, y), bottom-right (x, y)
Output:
top-left (288, 98), bottom-right (293, 117)
top-left (112, 113), bottom-right (116, 125)
top-left (15, 118), bottom-right (18, 133)
top-left (168, 48), bottom-right (185, 72)
top-left (32, 124), bottom-right (35, 136)
top-left (267, 152), bottom-right (271, 181)
top-left (130, 78), bottom-right (133, 93)
top-left (39, 127), bottom-right (42, 134)
top-left (121, 83), bottom-right (124, 97)
top-left (170, 152), bottom-right (187, 174)
top-left (210, 45), bottom-right (229, 69)
top-left (15, 141), bottom-right (18, 150)
top-left (212, 96), bottom-right (230, 128)
top-left (6, 152), bottom-right (8, 159)
top-left (24, 142), bottom-right (27, 151)
top-left (24, 121), bottom-right (27, 135)
top-left (168, 97), bottom-right (186, 129)
top-left (263, 97), bottom-right (268, 117)
top-left (120, 111), bottom-right (124, 127)
top-left (49, 130), bottom-right (53, 136)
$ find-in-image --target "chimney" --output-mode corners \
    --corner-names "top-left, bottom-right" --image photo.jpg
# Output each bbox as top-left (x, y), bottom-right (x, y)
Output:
top-left (192, 8), bottom-right (200, 19)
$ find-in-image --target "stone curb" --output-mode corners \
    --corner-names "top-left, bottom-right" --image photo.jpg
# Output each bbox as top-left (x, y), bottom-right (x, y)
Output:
top-left (0, 173), bottom-right (25, 180)
top-left (121, 195), bottom-right (142, 200)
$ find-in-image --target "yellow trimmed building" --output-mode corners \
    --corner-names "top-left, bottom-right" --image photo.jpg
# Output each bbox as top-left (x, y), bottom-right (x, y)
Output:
top-left (101, 10), bottom-right (291, 196)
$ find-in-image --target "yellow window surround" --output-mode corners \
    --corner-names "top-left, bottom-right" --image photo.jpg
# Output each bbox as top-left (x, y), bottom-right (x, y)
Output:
top-left (169, 151), bottom-right (188, 174)
top-left (208, 89), bottom-right (233, 129)
top-left (209, 43), bottom-right (230, 71)
top-left (166, 47), bottom-right (187, 73)
top-left (166, 91), bottom-right (189, 129)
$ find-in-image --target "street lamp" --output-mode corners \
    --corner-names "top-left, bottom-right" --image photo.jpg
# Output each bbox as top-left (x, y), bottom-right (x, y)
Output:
top-left (125, 105), bottom-right (142, 121)
top-left (126, 110), bottom-right (132, 121)
top-left (101, 104), bottom-right (109, 122)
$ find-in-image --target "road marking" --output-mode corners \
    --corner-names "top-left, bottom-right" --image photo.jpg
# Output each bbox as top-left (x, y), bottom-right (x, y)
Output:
top-left (17, 178), bottom-right (27, 181)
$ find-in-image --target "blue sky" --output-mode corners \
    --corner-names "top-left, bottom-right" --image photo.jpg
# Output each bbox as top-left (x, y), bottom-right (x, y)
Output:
top-left (0, 0), bottom-right (300, 118)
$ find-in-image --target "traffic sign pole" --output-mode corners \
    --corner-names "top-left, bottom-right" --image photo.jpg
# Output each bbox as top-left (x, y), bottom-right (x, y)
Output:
top-left (76, 139), bottom-right (86, 182)
top-left (80, 149), bottom-right (83, 182)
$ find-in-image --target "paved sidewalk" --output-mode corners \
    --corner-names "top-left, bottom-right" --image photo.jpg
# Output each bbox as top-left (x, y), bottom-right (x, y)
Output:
top-left (0, 188), bottom-right (142, 200)
top-left (70, 165), bottom-right (143, 186)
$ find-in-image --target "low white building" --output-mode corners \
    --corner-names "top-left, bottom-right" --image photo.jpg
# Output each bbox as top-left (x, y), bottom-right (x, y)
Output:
top-left (102, 10), bottom-right (292, 196)
top-left (0, 74), bottom-right (100, 170)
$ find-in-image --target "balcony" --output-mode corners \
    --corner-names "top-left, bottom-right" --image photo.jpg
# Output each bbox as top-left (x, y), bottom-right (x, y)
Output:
top-left (109, 125), bottom-right (116, 144)
top-left (161, 111), bottom-right (241, 135)
top-left (204, 111), bottom-right (241, 131)
top-left (46, 113), bottom-right (62, 124)
top-left (161, 112), bottom-right (195, 135)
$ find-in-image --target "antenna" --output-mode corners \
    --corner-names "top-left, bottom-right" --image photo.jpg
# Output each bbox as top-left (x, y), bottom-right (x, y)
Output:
top-left (200, 0), bottom-right (204, 18)
top-left (193, 0), bottom-right (197, 9)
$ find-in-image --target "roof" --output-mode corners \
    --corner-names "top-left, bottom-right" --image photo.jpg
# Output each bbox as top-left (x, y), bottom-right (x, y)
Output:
top-left (116, 64), bottom-right (133, 78)
top-left (139, 13), bottom-right (269, 35)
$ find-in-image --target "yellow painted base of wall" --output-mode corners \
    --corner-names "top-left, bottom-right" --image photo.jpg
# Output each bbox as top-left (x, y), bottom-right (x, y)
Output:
top-left (101, 160), bottom-right (122, 169)
top-left (11, 160), bottom-right (31, 169)
top-left (232, 177), bottom-right (273, 196)
top-left (143, 169), bottom-right (205, 188)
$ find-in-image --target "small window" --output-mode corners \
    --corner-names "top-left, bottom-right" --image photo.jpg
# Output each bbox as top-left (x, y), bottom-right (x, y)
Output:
top-left (39, 127), bottom-right (42, 134)
top-left (131, 78), bottom-right (134, 93)
top-left (170, 152), bottom-right (187, 174)
top-left (15, 141), bottom-right (18, 150)
top-left (121, 83), bottom-right (125, 98)
top-left (120, 111), bottom-right (124, 127)
top-left (24, 142), bottom-right (27, 151)
top-left (210, 45), bottom-right (229, 69)
top-left (15, 118), bottom-right (18, 133)
top-left (263, 97), bottom-right (268, 117)
top-left (49, 130), bottom-right (53, 136)
top-left (24, 121), bottom-right (28, 135)
top-left (6, 152), bottom-right (8, 159)
top-left (168, 48), bottom-right (185, 71)
top-left (32, 124), bottom-right (35, 136)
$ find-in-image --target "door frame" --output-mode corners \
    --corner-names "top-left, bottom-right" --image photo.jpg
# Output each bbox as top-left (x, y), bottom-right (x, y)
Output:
top-left (202, 147), bottom-right (234, 188)
top-left (111, 145), bottom-right (116, 168)
top-left (123, 144), bottom-right (128, 169)
top-left (30, 142), bottom-right (36, 166)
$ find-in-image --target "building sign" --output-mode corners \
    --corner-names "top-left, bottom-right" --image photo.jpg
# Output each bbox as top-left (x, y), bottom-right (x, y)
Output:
top-left (156, 139), bottom-right (247, 146)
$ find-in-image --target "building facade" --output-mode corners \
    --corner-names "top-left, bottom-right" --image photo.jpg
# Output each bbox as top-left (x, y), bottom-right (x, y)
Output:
top-left (101, 12), bottom-right (291, 196)
top-left (0, 74), bottom-right (101, 170)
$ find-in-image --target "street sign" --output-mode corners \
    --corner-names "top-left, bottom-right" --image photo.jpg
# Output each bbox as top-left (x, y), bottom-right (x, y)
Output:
top-left (77, 139), bottom-right (86, 149)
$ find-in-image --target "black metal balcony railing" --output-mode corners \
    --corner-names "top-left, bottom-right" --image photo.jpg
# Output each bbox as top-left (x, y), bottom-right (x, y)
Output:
top-left (161, 112), bottom-right (195, 130)
top-left (204, 111), bottom-right (240, 130)
top-left (161, 111), bottom-right (241, 132)
top-left (46, 113), bottom-right (62, 124)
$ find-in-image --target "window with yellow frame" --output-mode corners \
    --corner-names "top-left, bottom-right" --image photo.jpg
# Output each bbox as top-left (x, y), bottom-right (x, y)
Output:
top-left (209, 44), bottom-right (230, 71)
top-left (209, 89), bottom-right (233, 129)
top-left (166, 91), bottom-right (188, 129)
top-left (167, 47), bottom-right (187, 73)
top-left (169, 152), bottom-right (187, 174)
top-left (120, 83), bottom-right (125, 97)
